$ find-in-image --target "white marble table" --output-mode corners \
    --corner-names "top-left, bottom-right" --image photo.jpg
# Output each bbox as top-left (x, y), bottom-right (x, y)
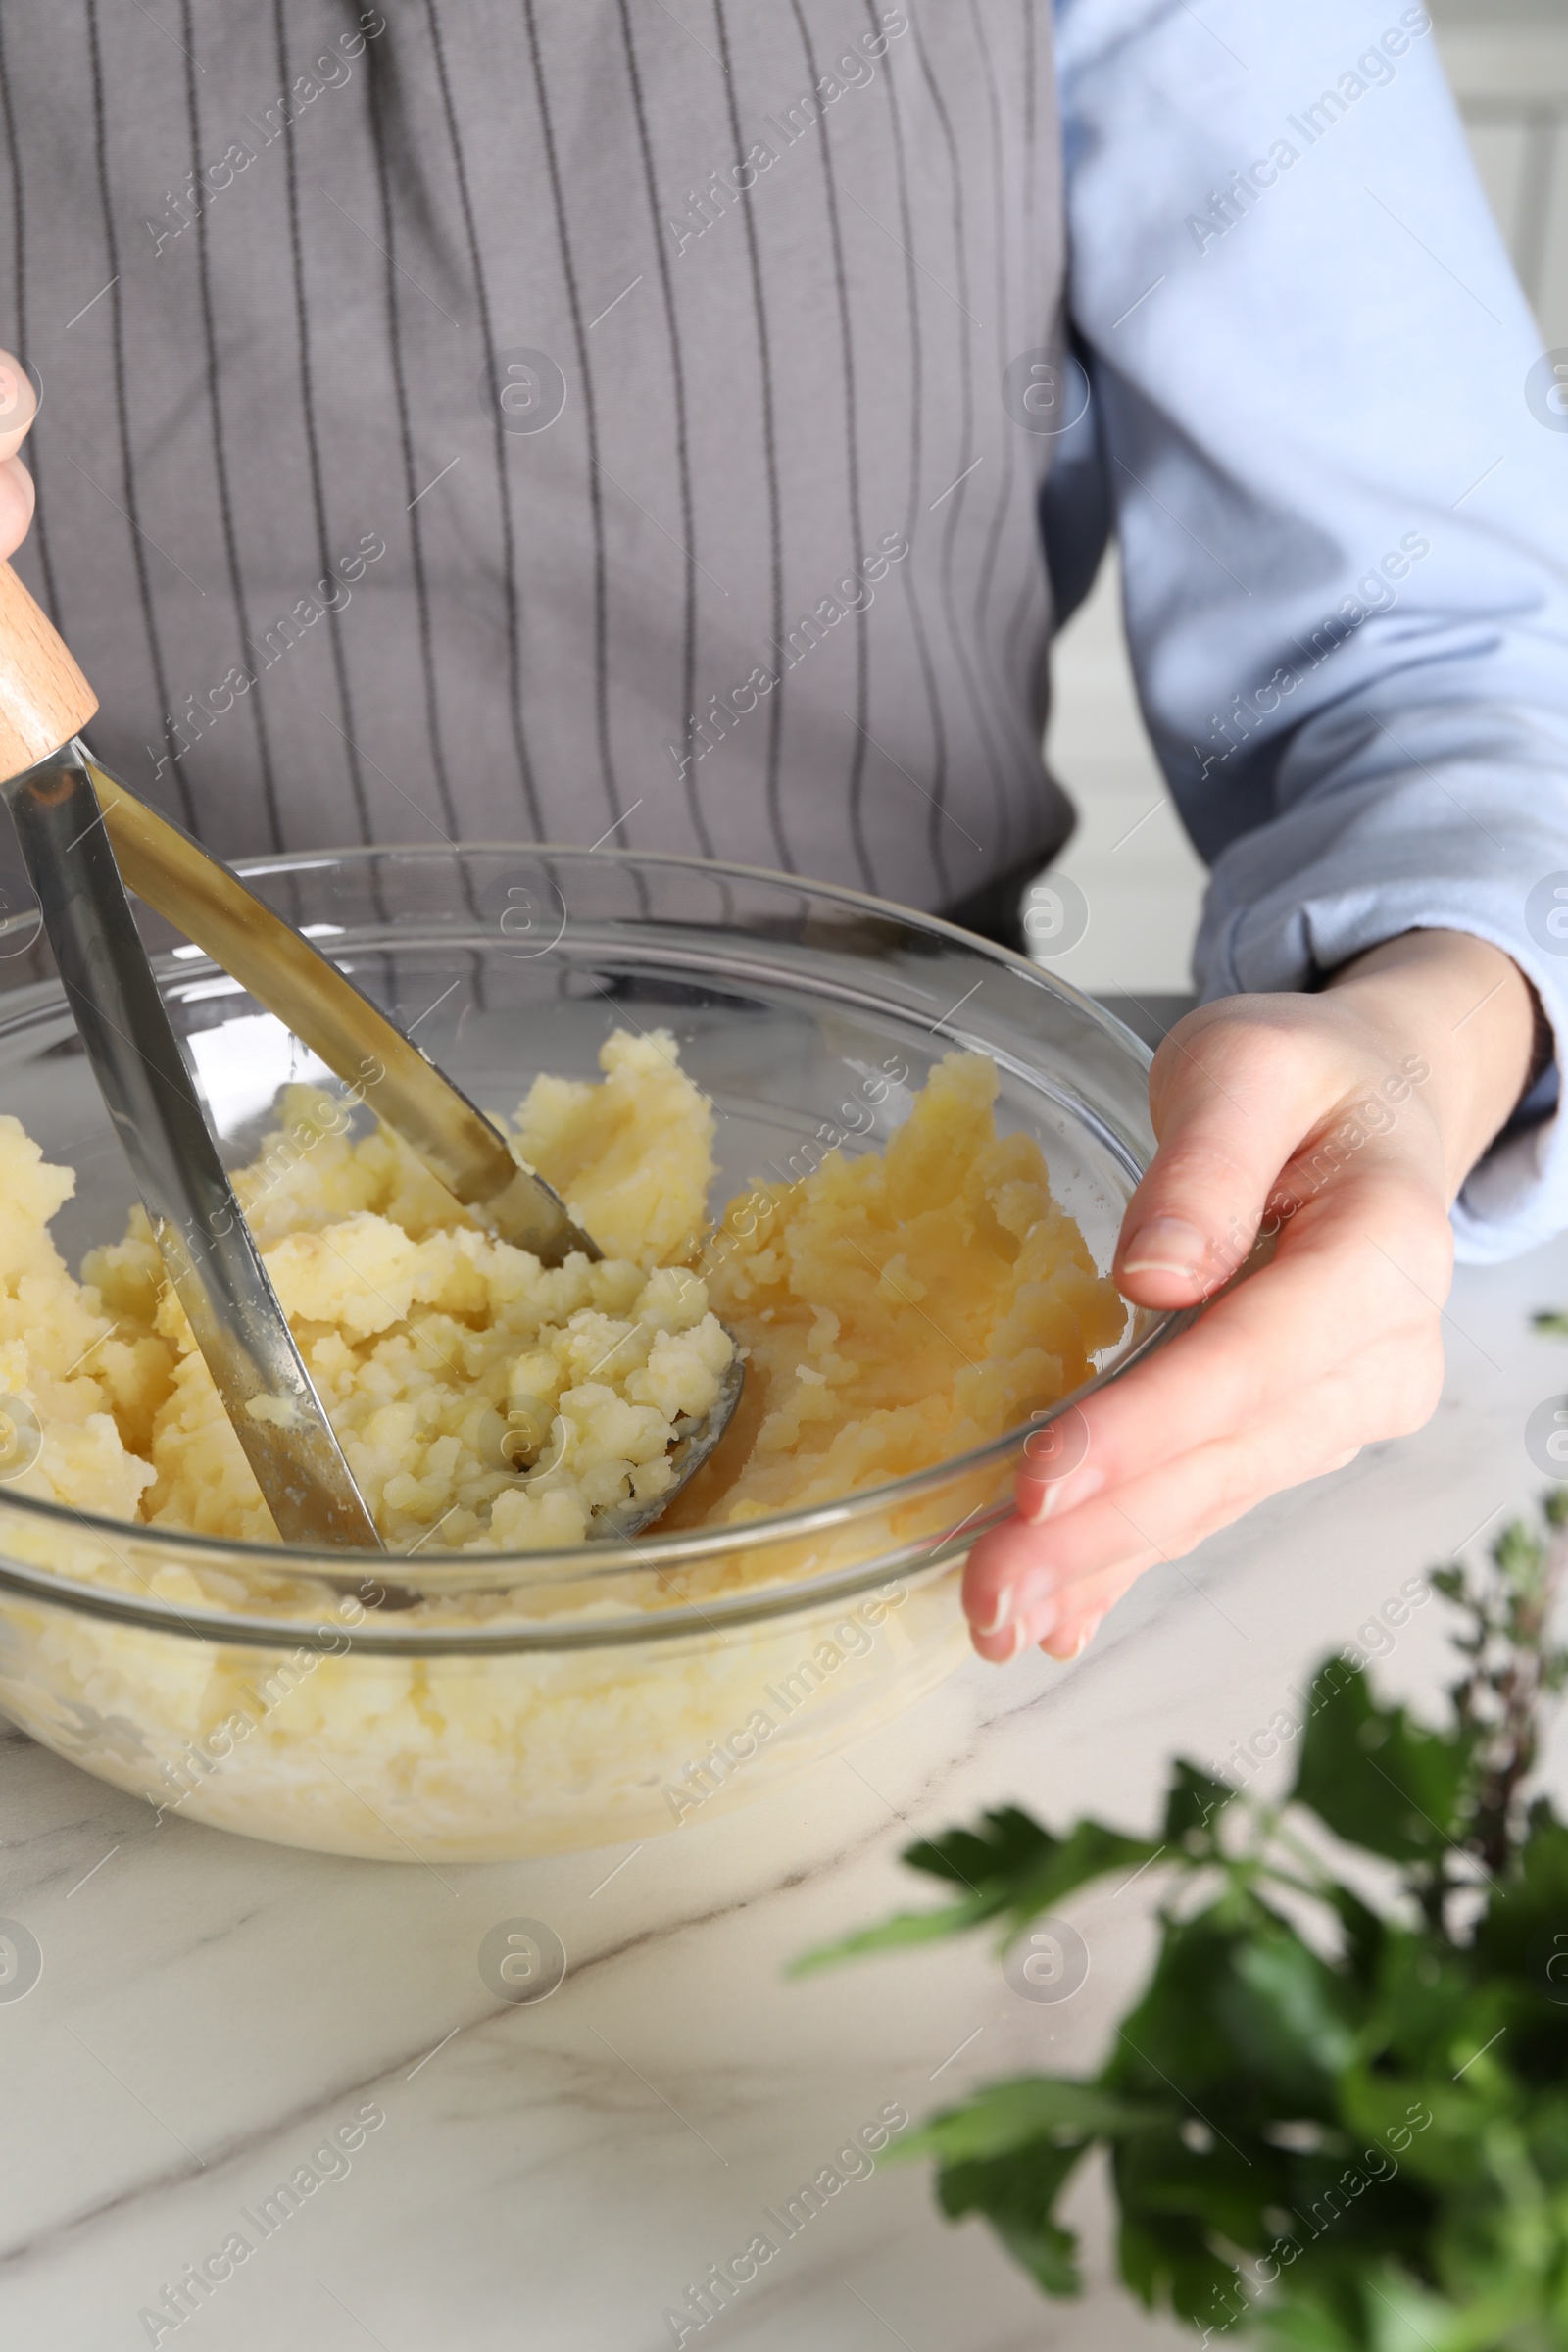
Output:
top-left (3, 1221), bottom-right (1566, 2352)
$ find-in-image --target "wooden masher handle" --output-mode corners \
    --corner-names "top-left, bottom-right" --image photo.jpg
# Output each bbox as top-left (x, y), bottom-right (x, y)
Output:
top-left (0, 561), bottom-right (99, 781)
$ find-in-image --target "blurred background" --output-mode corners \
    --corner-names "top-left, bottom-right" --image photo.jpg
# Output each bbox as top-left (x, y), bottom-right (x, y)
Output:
top-left (1042, 0), bottom-right (1568, 1006)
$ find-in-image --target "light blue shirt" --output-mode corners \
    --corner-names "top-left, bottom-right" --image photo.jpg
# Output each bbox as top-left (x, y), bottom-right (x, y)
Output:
top-left (1046, 0), bottom-right (1568, 1262)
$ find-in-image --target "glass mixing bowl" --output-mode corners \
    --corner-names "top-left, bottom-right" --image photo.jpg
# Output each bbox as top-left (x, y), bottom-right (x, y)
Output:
top-left (0, 847), bottom-right (1176, 1862)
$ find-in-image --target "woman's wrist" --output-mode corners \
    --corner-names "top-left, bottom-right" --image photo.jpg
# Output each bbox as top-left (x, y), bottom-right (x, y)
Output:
top-left (1324, 928), bottom-right (1539, 1198)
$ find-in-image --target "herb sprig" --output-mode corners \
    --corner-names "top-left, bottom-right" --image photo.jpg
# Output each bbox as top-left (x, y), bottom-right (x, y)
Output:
top-left (801, 1494), bottom-right (1568, 2346)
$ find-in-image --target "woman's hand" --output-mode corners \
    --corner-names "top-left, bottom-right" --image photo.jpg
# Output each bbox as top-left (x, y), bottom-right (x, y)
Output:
top-left (962, 927), bottom-right (1539, 1664)
top-left (0, 351), bottom-right (37, 561)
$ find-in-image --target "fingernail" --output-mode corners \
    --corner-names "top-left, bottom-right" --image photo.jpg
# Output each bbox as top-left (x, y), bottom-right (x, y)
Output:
top-left (976, 1585), bottom-right (1013, 1638)
top-left (1120, 1215), bottom-right (1207, 1280)
top-left (1004, 1618), bottom-right (1031, 1662)
top-left (1023, 1464), bottom-right (1105, 1525)
top-left (998, 1570), bottom-right (1058, 1649)
top-left (1021, 1596), bottom-right (1058, 1647)
top-left (1072, 1613), bottom-right (1104, 1658)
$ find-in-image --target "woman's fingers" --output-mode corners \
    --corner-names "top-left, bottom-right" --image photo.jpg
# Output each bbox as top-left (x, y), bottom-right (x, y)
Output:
top-left (1027, 1351), bottom-right (1408, 1649)
top-left (1035, 1433), bottom-right (1367, 1660)
top-left (973, 1392), bottom-right (1352, 1662)
top-left (1113, 1004), bottom-right (1342, 1309)
top-left (0, 352), bottom-right (36, 463)
top-left (0, 351), bottom-right (38, 563)
top-left (0, 460), bottom-right (36, 563)
top-left (962, 1512), bottom-right (1108, 1660)
top-left (966, 1170), bottom-right (1449, 1661)
top-left (1015, 1164), bottom-right (1442, 1528)
top-left (968, 1327), bottom-right (1422, 1664)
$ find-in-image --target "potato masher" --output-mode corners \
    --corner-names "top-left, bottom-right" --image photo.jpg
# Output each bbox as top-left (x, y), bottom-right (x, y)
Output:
top-left (0, 562), bottom-right (740, 1554)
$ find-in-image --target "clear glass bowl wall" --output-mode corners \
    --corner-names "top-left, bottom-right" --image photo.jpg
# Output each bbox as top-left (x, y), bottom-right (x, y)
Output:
top-left (0, 847), bottom-right (1170, 1862)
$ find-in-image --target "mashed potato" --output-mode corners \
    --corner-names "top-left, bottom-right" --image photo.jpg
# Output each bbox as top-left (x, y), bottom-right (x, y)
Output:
top-left (0, 1029), bottom-right (1128, 1858)
top-left (0, 1028), bottom-right (1120, 1551)
top-left (678, 1051), bottom-right (1125, 1529)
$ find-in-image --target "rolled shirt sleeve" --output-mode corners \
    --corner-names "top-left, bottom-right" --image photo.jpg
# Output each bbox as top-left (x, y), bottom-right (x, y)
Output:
top-left (1053, 0), bottom-right (1568, 1261)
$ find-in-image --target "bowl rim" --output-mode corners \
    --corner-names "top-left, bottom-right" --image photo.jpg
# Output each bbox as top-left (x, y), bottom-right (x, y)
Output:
top-left (0, 839), bottom-right (1180, 1643)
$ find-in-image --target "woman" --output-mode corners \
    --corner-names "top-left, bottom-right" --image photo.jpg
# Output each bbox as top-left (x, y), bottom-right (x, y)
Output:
top-left (0, 0), bottom-right (1559, 1660)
